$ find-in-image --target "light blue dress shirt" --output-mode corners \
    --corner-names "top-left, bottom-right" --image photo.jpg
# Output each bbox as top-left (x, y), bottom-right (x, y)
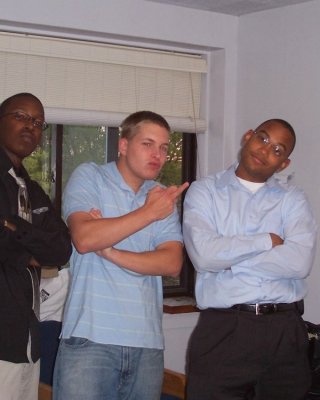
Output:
top-left (183, 163), bottom-right (318, 309)
top-left (61, 161), bottom-right (183, 349)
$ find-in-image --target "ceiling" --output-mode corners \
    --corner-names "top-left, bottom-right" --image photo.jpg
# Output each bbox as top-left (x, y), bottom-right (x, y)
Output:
top-left (145, 0), bottom-right (314, 16)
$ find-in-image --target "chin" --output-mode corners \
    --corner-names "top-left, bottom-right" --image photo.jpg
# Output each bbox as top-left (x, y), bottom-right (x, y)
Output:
top-left (144, 172), bottom-right (160, 180)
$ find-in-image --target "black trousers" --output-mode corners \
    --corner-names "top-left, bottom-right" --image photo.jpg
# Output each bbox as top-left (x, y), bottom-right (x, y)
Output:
top-left (186, 307), bottom-right (311, 400)
top-left (40, 320), bottom-right (62, 385)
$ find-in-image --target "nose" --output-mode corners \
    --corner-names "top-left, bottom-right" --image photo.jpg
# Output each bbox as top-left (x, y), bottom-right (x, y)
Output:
top-left (24, 116), bottom-right (34, 130)
top-left (258, 143), bottom-right (272, 156)
top-left (152, 147), bottom-right (161, 159)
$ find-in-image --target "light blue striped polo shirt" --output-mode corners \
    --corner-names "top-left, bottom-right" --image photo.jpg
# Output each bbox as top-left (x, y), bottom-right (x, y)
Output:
top-left (61, 161), bottom-right (183, 349)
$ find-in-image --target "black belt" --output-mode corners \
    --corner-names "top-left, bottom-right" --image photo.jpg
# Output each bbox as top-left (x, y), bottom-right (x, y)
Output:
top-left (231, 301), bottom-right (300, 316)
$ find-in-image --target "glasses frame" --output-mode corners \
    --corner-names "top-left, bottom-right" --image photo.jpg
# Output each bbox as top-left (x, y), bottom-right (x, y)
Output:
top-left (1, 111), bottom-right (48, 131)
top-left (253, 130), bottom-right (285, 158)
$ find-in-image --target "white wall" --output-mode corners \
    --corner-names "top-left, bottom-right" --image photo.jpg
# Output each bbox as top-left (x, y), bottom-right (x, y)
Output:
top-left (163, 312), bottom-right (199, 373)
top-left (237, 0), bottom-right (320, 323)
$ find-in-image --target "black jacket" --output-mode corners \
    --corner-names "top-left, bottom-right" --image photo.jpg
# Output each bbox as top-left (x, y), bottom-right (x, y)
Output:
top-left (0, 147), bottom-right (72, 363)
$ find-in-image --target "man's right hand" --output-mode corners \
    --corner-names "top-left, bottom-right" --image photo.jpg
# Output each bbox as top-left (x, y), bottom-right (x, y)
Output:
top-left (144, 182), bottom-right (189, 221)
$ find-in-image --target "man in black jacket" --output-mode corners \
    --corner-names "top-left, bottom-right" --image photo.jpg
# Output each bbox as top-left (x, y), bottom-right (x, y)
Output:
top-left (0, 93), bottom-right (72, 400)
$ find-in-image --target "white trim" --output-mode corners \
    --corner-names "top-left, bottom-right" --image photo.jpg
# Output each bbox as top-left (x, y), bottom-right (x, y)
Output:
top-left (45, 107), bottom-right (206, 133)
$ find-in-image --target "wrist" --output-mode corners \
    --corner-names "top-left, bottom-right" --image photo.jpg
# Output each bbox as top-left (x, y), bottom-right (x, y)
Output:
top-left (140, 204), bottom-right (157, 225)
top-left (1, 219), bottom-right (17, 231)
top-left (105, 247), bottom-right (116, 263)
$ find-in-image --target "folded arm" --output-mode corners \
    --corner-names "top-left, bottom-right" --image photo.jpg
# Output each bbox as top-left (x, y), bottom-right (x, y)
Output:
top-left (97, 241), bottom-right (183, 277)
top-left (183, 183), bottom-right (271, 273)
top-left (233, 191), bottom-right (317, 280)
top-left (68, 182), bottom-right (188, 254)
top-left (0, 193), bottom-right (72, 269)
top-left (183, 181), bottom-right (317, 280)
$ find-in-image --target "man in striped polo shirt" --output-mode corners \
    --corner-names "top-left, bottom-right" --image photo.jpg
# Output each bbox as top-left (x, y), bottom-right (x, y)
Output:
top-left (53, 111), bottom-right (189, 400)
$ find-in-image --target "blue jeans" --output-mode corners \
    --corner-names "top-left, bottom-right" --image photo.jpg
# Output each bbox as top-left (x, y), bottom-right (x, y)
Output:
top-left (53, 337), bottom-right (164, 400)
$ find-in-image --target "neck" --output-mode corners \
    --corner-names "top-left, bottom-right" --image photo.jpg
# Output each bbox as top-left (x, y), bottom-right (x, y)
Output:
top-left (2, 148), bottom-right (22, 169)
top-left (235, 165), bottom-right (268, 183)
top-left (116, 159), bottom-right (144, 193)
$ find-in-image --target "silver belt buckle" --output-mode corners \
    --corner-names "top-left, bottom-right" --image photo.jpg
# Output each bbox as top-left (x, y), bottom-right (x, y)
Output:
top-left (255, 304), bottom-right (262, 315)
top-left (255, 303), bottom-right (278, 315)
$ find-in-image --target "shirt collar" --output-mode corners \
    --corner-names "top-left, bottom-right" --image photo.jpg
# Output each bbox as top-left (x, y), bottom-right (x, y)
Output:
top-left (0, 147), bottom-right (29, 180)
top-left (216, 162), bottom-right (287, 192)
top-left (0, 147), bottom-right (12, 175)
top-left (109, 161), bottom-right (156, 195)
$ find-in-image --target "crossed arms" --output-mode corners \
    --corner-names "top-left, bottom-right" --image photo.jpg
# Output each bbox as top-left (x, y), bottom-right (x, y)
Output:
top-left (67, 183), bottom-right (189, 277)
top-left (183, 180), bottom-right (317, 280)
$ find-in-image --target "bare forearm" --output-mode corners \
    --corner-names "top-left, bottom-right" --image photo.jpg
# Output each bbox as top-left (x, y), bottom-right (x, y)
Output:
top-left (70, 182), bottom-right (189, 254)
top-left (69, 207), bottom-right (155, 253)
top-left (97, 242), bottom-right (183, 277)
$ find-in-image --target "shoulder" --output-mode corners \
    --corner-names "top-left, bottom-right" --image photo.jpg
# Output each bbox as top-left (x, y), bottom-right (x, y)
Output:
top-left (72, 162), bottom-right (103, 176)
top-left (68, 162), bottom-right (114, 186)
top-left (271, 180), bottom-right (314, 215)
top-left (186, 169), bottom-right (224, 196)
top-left (285, 184), bottom-right (311, 204)
top-left (269, 176), bottom-right (306, 198)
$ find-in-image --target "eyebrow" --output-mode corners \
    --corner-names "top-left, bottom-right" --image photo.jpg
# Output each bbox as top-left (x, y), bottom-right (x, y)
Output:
top-left (12, 108), bottom-right (45, 119)
top-left (141, 137), bottom-right (169, 146)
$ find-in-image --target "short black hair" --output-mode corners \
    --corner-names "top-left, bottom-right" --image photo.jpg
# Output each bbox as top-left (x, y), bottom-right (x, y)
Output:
top-left (0, 92), bottom-right (43, 117)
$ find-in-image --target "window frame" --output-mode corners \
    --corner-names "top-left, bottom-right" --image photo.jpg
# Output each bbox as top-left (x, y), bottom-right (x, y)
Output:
top-left (163, 132), bottom-right (197, 297)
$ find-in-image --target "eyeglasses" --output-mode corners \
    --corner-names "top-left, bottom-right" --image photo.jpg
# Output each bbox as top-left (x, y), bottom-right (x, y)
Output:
top-left (1, 111), bottom-right (48, 131)
top-left (253, 130), bottom-right (285, 157)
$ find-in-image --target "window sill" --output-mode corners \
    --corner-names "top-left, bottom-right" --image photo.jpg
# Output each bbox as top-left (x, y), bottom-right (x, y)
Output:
top-left (163, 296), bottom-right (199, 314)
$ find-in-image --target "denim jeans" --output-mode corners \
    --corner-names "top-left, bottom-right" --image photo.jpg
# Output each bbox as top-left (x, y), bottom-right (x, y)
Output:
top-left (53, 337), bottom-right (164, 400)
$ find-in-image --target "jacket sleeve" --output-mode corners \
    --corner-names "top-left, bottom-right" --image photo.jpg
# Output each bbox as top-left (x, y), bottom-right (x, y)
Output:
top-left (3, 182), bottom-right (72, 268)
top-left (0, 226), bottom-right (33, 268)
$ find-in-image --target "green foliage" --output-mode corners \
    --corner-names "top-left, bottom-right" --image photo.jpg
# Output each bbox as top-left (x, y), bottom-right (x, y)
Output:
top-left (158, 132), bottom-right (182, 187)
top-left (23, 129), bottom-right (52, 196)
top-left (61, 126), bottom-right (106, 191)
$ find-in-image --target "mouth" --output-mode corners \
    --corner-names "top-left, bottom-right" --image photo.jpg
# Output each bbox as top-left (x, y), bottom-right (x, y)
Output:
top-left (251, 152), bottom-right (265, 166)
top-left (20, 131), bottom-right (35, 145)
top-left (148, 162), bottom-right (161, 170)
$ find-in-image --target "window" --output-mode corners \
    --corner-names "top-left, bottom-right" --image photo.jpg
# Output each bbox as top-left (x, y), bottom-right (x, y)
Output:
top-left (1, 32), bottom-right (205, 298)
top-left (25, 124), bottom-right (197, 296)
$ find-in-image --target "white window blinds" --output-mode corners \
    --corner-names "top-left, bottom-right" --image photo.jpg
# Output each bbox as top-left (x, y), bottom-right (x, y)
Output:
top-left (0, 32), bottom-right (206, 132)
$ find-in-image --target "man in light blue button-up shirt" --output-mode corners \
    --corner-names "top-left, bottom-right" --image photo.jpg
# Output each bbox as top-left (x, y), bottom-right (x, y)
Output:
top-left (183, 119), bottom-right (317, 400)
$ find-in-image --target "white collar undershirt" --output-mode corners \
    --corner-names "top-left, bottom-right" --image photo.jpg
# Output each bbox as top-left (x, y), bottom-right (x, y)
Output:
top-left (237, 177), bottom-right (265, 193)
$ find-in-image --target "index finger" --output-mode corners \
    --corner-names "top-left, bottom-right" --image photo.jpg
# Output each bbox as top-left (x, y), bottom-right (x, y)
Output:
top-left (174, 181), bottom-right (189, 198)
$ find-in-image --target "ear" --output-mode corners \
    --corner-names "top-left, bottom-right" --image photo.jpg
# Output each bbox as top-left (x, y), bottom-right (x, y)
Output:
top-left (276, 158), bottom-right (291, 173)
top-left (118, 138), bottom-right (128, 156)
top-left (241, 129), bottom-right (255, 146)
